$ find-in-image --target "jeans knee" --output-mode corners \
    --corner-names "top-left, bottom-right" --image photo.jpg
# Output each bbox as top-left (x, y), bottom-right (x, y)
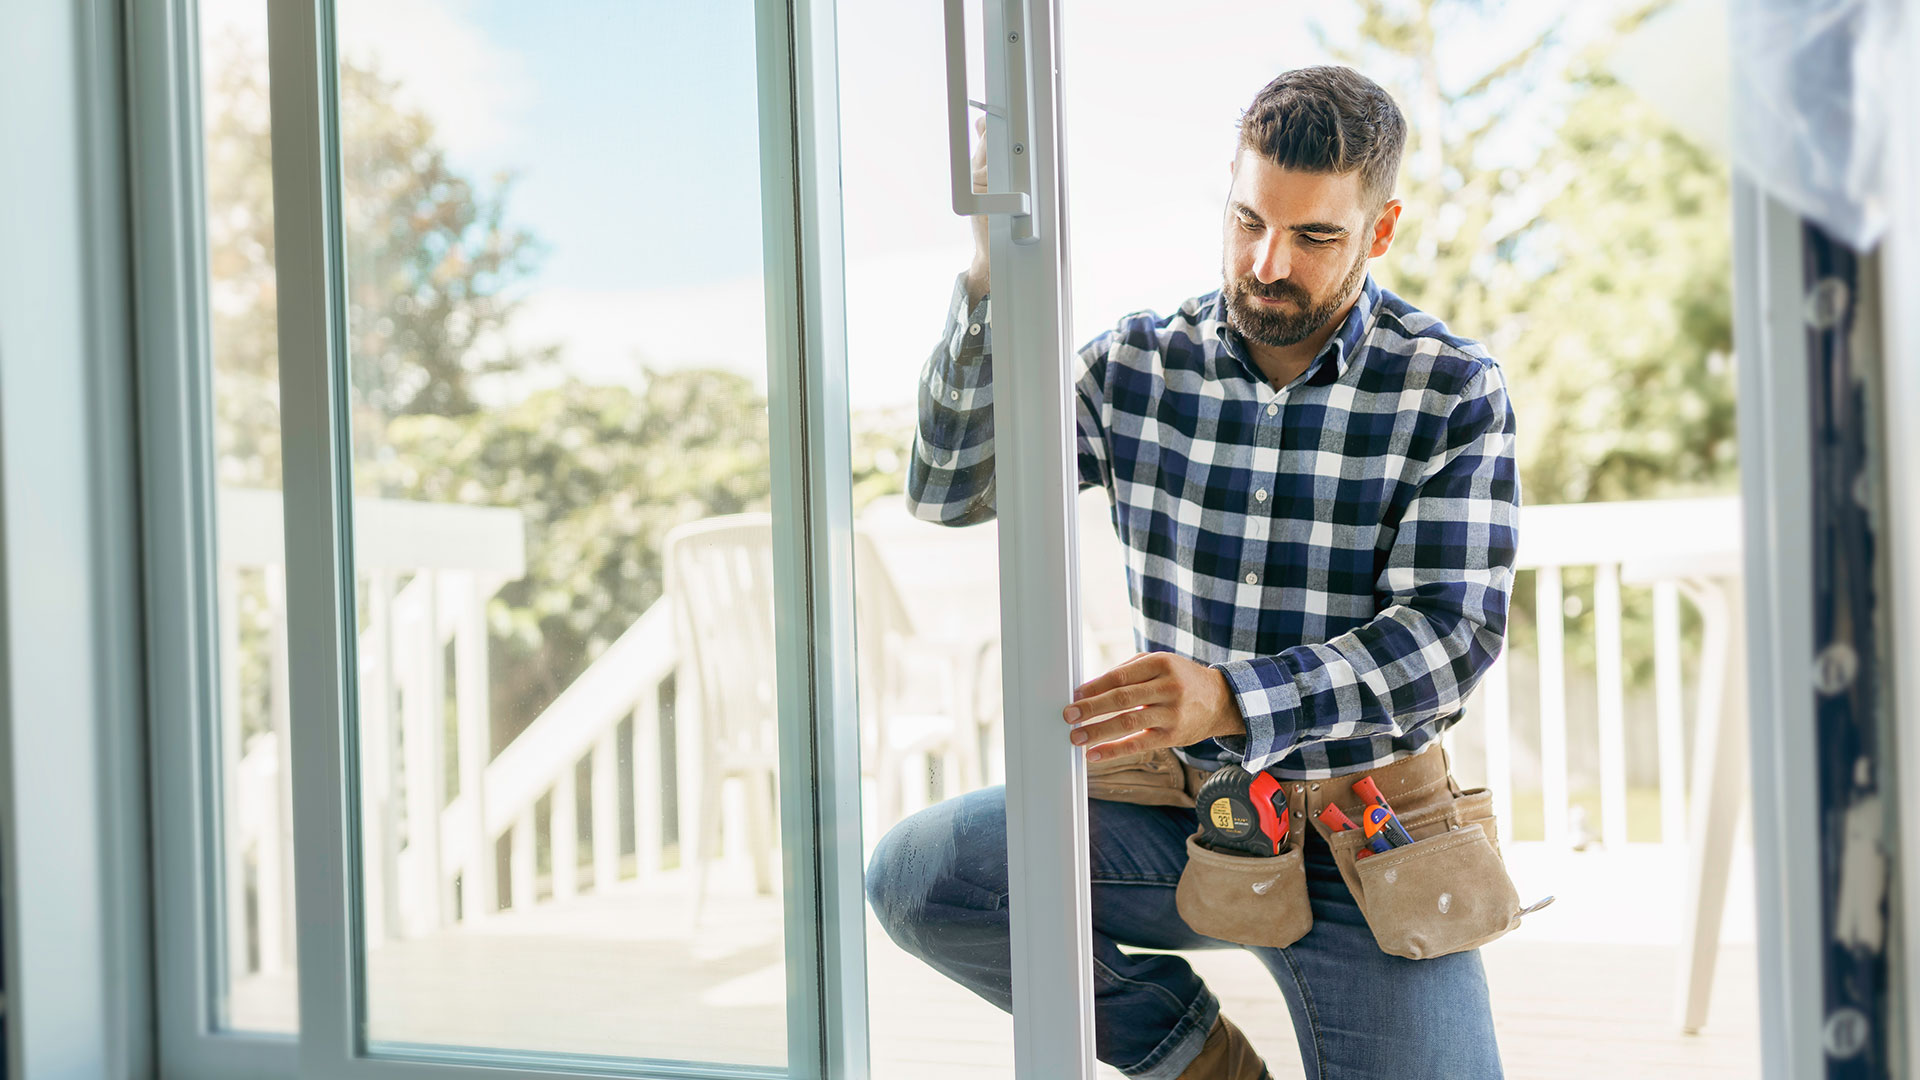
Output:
top-left (865, 816), bottom-right (931, 948)
top-left (865, 796), bottom-right (1006, 957)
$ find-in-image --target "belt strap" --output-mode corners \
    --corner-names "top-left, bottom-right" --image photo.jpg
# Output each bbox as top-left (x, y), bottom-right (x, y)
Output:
top-left (1274, 745), bottom-right (1455, 847)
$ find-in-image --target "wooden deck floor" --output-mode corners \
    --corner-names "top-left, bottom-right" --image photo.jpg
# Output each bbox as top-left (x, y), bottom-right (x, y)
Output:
top-left (231, 858), bottom-right (1760, 1078)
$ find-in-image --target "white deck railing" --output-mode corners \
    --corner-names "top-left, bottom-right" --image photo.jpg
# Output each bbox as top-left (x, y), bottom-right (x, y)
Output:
top-left (221, 490), bottom-right (1744, 984)
top-left (1490, 496), bottom-right (1743, 850)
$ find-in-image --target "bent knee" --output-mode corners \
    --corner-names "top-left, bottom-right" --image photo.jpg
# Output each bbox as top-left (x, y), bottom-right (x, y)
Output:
top-left (864, 810), bottom-right (947, 937)
top-left (864, 797), bottom-right (1003, 949)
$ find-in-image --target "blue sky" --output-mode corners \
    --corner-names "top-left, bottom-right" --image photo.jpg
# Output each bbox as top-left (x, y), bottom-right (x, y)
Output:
top-left (430, 1), bottom-right (767, 293)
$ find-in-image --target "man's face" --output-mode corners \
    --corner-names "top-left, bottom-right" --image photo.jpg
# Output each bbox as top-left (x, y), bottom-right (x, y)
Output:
top-left (1221, 148), bottom-right (1399, 349)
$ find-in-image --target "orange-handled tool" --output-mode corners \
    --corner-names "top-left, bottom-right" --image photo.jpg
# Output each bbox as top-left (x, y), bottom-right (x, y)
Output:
top-left (1351, 775), bottom-right (1415, 848)
top-left (1317, 802), bottom-right (1389, 857)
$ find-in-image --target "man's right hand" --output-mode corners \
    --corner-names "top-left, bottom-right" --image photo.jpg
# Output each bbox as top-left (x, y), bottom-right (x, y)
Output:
top-left (966, 114), bottom-right (990, 305)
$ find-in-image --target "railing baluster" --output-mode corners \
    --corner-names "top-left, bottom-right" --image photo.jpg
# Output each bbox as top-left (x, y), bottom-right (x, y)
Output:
top-left (426, 572), bottom-right (456, 925)
top-left (1483, 648), bottom-right (1513, 833)
top-left (1536, 566), bottom-right (1570, 847)
top-left (264, 564), bottom-right (294, 971)
top-left (592, 729), bottom-right (619, 890)
top-left (217, 563), bottom-right (249, 978)
top-left (398, 571), bottom-right (443, 934)
top-left (251, 749), bottom-right (285, 977)
top-left (633, 693), bottom-right (663, 876)
top-left (510, 809), bottom-right (535, 909)
top-left (360, 570), bottom-right (393, 944)
top-left (1653, 580), bottom-right (1688, 846)
top-left (1595, 563), bottom-right (1628, 846)
top-left (455, 572), bottom-right (493, 920)
top-left (552, 764), bottom-right (579, 901)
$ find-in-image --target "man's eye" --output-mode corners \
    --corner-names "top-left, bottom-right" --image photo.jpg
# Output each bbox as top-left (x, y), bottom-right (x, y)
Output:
top-left (1302, 235), bottom-right (1338, 246)
top-left (1238, 217), bottom-right (1261, 231)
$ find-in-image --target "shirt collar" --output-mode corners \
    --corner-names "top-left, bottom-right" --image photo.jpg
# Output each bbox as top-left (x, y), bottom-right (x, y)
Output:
top-left (1207, 273), bottom-right (1380, 388)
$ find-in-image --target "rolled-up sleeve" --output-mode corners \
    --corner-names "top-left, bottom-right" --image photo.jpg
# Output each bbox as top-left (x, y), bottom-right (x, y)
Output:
top-left (905, 272), bottom-right (1115, 526)
top-left (905, 273), bottom-right (1000, 525)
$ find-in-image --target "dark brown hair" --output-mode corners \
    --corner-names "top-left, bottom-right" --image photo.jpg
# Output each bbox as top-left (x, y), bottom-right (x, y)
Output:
top-left (1237, 66), bottom-right (1406, 209)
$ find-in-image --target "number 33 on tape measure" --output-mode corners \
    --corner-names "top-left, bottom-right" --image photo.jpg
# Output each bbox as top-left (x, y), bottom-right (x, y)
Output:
top-left (1196, 765), bottom-right (1290, 858)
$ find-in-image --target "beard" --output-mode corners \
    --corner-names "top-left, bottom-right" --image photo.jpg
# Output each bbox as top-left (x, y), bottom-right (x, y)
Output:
top-left (1222, 244), bottom-right (1369, 349)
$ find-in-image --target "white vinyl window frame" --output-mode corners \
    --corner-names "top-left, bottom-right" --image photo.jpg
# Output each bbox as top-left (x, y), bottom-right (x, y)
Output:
top-left (127, 0), bottom-right (300, 1076)
top-left (129, 0), bottom-right (868, 1076)
top-left (1729, 179), bottom-right (1833, 1080)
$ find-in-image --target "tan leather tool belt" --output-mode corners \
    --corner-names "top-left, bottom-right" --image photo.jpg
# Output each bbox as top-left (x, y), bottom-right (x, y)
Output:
top-left (1092, 744), bottom-right (1533, 960)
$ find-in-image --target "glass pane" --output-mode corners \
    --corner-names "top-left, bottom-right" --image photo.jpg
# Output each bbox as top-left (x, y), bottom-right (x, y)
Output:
top-left (199, 0), bottom-right (299, 1035)
top-left (332, 1), bottom-right (786, 1064)
top-left (837, 1), bottom-right (1018, 1075)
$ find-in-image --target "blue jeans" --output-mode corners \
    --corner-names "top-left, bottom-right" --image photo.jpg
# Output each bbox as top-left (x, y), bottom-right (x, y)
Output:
top-left (865, 786), bottom-right (1504, 1079)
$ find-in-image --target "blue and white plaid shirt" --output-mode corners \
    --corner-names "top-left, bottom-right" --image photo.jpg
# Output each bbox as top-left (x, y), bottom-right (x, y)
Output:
top-left (906, 272), bottom-right (1519, 779)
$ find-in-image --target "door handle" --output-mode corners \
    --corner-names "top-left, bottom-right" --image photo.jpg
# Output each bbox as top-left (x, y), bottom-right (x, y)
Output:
top-left (944, 0), bottom-right (1037, 243)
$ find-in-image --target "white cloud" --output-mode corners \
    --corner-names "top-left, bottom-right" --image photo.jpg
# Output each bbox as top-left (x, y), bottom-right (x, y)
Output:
top-left (334, 0), bottom-right (531, 159)
top-left (506, 277), bottom-right (768, 395)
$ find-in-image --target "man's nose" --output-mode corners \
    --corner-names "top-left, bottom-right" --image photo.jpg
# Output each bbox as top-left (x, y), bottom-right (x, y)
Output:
top-left (1252, 232), bottom-right (1289, 282)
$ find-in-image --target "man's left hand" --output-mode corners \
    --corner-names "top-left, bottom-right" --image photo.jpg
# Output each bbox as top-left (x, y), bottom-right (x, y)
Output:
top-left (1062, 652), bottom-right (1245, 762)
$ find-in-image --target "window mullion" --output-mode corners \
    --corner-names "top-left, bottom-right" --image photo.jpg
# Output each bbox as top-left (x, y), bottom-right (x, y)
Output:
top-left (263, 0), bottom-right (361, 1071)
top-left (751, 0), bottom-right (869, 1077)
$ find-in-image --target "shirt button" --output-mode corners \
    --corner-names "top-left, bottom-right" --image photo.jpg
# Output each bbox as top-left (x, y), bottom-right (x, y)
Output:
top-left (1266, 403), bottom-right (1279, 416)
top-left (968, 323), bottom-right (982, 335)
top-left (949, 389), bottom-right (960, 401)
top-left (1245, 572), bottom-right (1258, 585)
top-left (1255, 489), bottom-right (1268, 502)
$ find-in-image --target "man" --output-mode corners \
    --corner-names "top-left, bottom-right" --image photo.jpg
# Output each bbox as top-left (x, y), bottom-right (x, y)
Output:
top-left (865, 66), bottom-right (1517, 1079)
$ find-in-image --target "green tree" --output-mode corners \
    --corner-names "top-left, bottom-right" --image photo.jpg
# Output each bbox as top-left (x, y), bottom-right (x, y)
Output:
top-left (204, 31), bottom-right (553, 491)
top-left (1316, 1), bottom-right (1735, 704)
top-left (203, 31), bottom-right (285, 492)
top-left (1319, 0), bottom-right (1736, 507)
top-left (369, 371), bottom-right (774, 749)
top-left (338, 62), bottom-right (555, 429)
top-left (1497, 59), bottom-right (1735, 504)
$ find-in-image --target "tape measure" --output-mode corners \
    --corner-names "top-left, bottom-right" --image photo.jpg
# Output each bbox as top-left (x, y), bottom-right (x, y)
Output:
top-left (1195, 765), bottom-right (1290, 857)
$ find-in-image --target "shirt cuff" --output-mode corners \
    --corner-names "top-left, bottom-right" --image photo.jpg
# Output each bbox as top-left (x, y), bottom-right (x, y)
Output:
top-left (1211, 656), bottom-right (1302, 773)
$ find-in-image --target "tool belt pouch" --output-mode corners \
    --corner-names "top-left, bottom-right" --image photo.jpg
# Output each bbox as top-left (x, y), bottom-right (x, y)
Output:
top-left (1174, 834), bottom-right (1312, 948)
top-left (1328, 787), bottom-right (1522, 960)
top-left (1086, 747), bottom-right (1197, 809)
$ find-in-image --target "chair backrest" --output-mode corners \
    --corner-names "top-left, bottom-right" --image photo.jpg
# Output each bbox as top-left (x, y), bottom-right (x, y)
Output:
top-left (850, 530), bottom-right (916, 725)
top-left (662, 513), bottom-right (921, 759)
top-left (662, 514), bottom-right (782, 761)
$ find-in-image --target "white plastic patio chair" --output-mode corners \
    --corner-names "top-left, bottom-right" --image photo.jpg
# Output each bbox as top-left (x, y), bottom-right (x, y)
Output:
top-left (663, 513), bottom-right (970, 921)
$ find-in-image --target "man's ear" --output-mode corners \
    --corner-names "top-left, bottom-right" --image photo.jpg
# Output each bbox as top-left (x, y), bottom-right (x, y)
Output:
top-left (1369, 199), bottom-right (1403, 258)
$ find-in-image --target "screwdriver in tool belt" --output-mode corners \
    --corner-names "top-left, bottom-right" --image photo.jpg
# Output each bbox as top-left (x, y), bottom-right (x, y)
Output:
top-left (1316, 802), bottom-right (1389, 857)
top-left (1351, 776), bottom-right (1416, 848)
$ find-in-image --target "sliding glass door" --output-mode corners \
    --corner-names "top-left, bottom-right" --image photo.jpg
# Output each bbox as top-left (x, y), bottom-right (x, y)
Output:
top-left (840, 0), bottom-right (1094, 1076)
top-left (141, 0), bottom-right (1093, 1076)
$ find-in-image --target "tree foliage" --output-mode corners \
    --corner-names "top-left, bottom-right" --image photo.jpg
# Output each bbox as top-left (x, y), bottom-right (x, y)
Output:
top-left (1321, 0), bottom-right (1736, 508)
top-left (368, 372), bottom-right (773, 750)
top-left (338, 62), bottom-right (555, 428)
top-left (205, 32), bottom-right (554, 491)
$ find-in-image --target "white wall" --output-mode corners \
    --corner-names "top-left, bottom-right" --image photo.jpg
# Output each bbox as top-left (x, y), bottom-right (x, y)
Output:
top-left (0, 2), bottom-right (151, 1076)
